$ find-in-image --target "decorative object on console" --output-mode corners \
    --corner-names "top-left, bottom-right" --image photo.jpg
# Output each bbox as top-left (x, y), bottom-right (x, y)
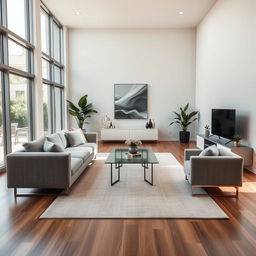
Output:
top-left (109, 122), bottom-right (115, 128)
top-left (204, 125), bottom-right (210, 137)
top-left (232, 135), bottom-right (242, 147)
top-left (148, 119), bottom-right (153, 128)
top-left (66, 95), bottom-right (98, 130)
top-left (114, 84), bottom-right (148, 119)
top-left (102, 115), bottom-right (111, 128)
top-left (125, 139), bottom-right (142, 154)
top-left (169, 103), bottom-right (198, 143)
top-left (146, 119), bottom-right (155, 129)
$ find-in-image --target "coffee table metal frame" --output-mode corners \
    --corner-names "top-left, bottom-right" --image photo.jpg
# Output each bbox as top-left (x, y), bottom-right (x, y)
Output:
top-left (106, 147), bottom-right (158, 186)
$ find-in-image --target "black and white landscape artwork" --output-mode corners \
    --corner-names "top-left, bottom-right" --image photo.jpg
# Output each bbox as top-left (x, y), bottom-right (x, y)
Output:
top-left (114, 84), bottom-right (148, 119)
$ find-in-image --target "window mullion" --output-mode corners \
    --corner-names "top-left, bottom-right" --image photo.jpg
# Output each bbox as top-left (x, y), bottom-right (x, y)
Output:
top-left (0, 0), bottom-right (7, 27)
top-left (2, 71), bottom-right (12, 154)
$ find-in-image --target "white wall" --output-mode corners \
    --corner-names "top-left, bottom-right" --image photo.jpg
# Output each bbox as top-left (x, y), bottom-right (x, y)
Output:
top-left (196, 0), bottom-right (256, 170)
top-left (68, 29), bottom-right (196, 140)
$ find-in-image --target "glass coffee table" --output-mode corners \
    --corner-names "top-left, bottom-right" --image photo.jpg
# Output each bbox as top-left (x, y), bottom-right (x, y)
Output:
top-left (105, 147), bottom-right (159, 186)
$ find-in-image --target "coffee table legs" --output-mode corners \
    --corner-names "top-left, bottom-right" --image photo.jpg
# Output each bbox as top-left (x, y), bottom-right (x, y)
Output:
top-left (110, 163), bottom-right (154, 186)
top-left (111, 163), bottom-right (121, 186)
top-left (143, 163), bottom-right (154, 186)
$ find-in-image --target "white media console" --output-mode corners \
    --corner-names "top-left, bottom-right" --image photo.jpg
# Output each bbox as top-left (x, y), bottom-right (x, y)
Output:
top-left (101, 128), bottom-right (158, 141)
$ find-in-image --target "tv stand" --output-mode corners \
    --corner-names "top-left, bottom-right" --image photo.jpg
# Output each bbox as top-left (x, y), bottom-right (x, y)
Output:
top-left (197, 134), bottom-right (253, 169)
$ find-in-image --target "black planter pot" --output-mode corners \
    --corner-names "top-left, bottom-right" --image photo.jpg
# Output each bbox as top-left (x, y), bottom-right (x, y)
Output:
top-left (179, 131), bottom-right (190, 143)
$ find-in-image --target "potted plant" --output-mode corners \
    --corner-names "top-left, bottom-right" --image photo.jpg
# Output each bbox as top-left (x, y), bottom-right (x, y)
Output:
top-left (169, 103), bottom-right (198, 143)
top-left (66, 95), bottom-right (98, 130)
top-left (232, 135), bottom-right (242, 147)
top-left (125, 139), bottom-right (142, 154)
top-left (204, 125), bottom-right (210, 137)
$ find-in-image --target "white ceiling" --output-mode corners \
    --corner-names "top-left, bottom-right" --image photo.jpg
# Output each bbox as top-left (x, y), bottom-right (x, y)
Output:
top-left (43, 0), bottom-right (217, 29)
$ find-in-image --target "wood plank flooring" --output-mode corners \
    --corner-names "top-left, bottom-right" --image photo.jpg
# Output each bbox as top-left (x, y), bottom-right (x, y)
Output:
top-left (0, 141), bottom-right (256, 256)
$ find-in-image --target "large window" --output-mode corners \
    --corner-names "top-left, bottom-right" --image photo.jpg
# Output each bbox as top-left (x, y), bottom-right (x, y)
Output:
top-left (43, 84), bottom-right (51, 135)
top-left (7, 0), bottom-right (26, 39)
top-left (41, 4), bottom-right (65, 133)
top-left (0, 72), bottom-right (4, 164)
top-left (0, 0), bottom-right (34, 167)
top-left (9, 74), bottom-right (30, 151)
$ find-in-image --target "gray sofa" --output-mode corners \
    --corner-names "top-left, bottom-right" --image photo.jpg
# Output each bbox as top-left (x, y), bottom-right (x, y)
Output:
top-left (184, 148), bottom-right (243, 197)
top-left (7, 131), bottom-right (98, 196)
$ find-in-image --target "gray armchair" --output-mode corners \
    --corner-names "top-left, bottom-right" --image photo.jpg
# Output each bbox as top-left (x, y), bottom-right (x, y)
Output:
top-left (184, 148), bottom-right (243, 197)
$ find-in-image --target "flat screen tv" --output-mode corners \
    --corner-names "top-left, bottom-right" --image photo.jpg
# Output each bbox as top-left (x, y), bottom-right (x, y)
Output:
top-left (211, 109), bottom-right (236, 139)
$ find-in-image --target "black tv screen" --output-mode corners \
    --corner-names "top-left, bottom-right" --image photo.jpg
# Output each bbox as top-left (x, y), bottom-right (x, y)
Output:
top-left (211, 109), bottom-right (236, 139)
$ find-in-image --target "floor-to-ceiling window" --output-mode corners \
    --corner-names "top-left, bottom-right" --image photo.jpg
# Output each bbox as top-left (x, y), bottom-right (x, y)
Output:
top-left (0, 72), bottom-right (4, 164)
top-left (41, 4), bottom-right (65, 134)
top-left (0, 0), bottom-right (34, 166)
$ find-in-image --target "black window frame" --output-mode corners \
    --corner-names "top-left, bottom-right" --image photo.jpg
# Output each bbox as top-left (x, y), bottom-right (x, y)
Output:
top-left (0, 0), bottom-right (35, 168)
top-left (41, 2), bottom-right (65, 134)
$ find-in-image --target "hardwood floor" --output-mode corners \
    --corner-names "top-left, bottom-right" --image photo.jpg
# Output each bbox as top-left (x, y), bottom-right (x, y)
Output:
top-left (1, 141), bottom-right (256, 256)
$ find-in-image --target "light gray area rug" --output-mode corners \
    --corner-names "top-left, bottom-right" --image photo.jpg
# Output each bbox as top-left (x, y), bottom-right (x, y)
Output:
top-left (41, 153), bottom-right (228, 219)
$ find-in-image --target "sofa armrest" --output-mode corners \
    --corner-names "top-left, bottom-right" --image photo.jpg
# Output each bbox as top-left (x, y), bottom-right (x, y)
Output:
top-left (184, 149), bottom-right (202, 161)
top-left (6, 152), bottom-right (71, 189)
top-left (190, 156), bottom-right (243, 186)
top-left (84, 132), bottom-right (98, 143)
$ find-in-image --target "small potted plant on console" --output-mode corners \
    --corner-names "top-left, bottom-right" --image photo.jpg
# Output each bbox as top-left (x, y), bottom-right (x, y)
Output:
top-left (232, 135), bottom-right (242, 147)
top-left (204, 125), bottom-right (210, 137)
top-left (125, 139), bottom-right (142, 154)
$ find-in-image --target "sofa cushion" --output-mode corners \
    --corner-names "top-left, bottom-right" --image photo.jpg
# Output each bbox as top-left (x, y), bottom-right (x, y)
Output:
top-left (69, 151), bottom-right (91, 163)
top-left (77, 143), bottom-right (97, 153)
top-left (23, 137), bottom-right (45, 152)
top-left (57, 130), bottom-right (69, 148)
top-left (43, 140), bottom-right (64, 152)
top-left (71, 158), bottom-right (83, 176)
top-left (199, 145), bottom-right (219, 156)
top-left (65, 146), bottom-right (93, 155)
top-left (65, 129), bottom-right (87, 147)
top-left (47, 133), bottom-right (64, 148)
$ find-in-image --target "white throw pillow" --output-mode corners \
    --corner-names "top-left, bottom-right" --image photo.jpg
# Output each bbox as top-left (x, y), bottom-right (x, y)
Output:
top-left (43, 140), bottom-right (64, 152)
top-left (23, 137), bottom-right (45, 152)
top-left (199, 145), bottom-right (219, 156)
top-left (65, 129), bottom-right (87, 147)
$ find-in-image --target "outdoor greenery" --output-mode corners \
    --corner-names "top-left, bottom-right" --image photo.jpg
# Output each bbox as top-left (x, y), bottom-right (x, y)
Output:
top-left (169, 103), bottom-right (198, 131)
top-left (10, 96), bottom-right (28, 127)
top-left (0, 96), bottom-right (28, 127)
top-left (66, 95), bottom-right (98, 129)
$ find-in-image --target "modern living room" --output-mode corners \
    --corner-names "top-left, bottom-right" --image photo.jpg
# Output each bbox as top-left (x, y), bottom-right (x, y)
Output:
top-left (0, 0), bottom-right (256, 255)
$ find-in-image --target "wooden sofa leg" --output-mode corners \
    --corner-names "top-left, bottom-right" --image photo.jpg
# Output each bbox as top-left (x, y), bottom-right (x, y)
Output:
top-left (63, 188), bottom-right (70, 195)
top-left (235, 187), bottom-right (239, 198)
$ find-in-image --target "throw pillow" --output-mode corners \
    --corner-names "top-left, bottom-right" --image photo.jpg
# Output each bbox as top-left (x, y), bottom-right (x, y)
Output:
top-left (43, 140), bottom-right (64, 152)
top-left (23, 137), bottom-right (45, 152)
top-left (57, 130), bottom-right (69, 148)
top-left (65, 129), bottom-right (87, 147)
top-left (47, 133), bottom-right (64, 148)
top-left (199, 145), bottom-right (219, 156)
